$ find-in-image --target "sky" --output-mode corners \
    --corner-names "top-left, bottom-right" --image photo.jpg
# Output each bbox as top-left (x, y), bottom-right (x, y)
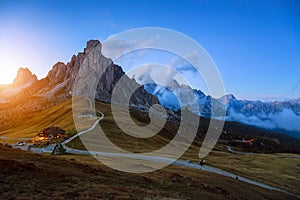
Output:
top-left (0, 0), bottom-right (299, 101)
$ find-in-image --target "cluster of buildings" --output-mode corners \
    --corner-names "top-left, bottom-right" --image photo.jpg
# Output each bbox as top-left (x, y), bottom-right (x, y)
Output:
top-left (32, 126), bottom-right (66, 144)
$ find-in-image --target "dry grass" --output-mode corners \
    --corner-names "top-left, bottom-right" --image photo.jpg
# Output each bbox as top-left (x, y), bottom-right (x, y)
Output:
top-left (0, 144), bottom-right (297, 200)
top-left (0, 99), bottom-right (75, 141)
top-left (203, 151), bottom-right (300, 194)
top-left (1, 98), bottom-right (299, 198)
top-left (69, 100), bottom-right (300, 195)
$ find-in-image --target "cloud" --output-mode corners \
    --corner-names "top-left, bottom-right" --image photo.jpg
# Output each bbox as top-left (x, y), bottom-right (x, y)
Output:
top-left (227, 108), bottom-right (276, 129)
top-left (227, 108), bottom-right (300, 134)
top-left (129, 64), bottom-right (153, 83)
top-left (270, 109), bottom-right (300, 131)
top-left (168, 50), bottom-right (198, 73)
top-left (102, 34), bottom-right (160, 60)
top-left (128, 64), bottom-right (187, 87)
top-left (102, 36), bottom-right (137, 58)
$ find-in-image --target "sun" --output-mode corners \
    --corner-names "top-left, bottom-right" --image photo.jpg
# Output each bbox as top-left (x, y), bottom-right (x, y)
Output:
top-left (0, 66), bottom-right (18, 85)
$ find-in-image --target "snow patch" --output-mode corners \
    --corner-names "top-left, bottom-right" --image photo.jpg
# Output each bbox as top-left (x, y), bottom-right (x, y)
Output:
top-left (41, 80), bottom-right (67, 98)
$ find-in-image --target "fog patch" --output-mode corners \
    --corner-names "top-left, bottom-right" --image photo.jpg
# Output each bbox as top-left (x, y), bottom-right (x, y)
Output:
top-left (227, 108), bottom-right (300, 133)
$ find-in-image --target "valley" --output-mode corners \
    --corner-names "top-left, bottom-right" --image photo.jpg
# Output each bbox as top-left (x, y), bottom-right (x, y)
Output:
top-left (0, 98), bottom-right (299, 199)
top-left (0, 39), bottom-right (299, 199)
top-left (1, 143), bottom-right (298, 200)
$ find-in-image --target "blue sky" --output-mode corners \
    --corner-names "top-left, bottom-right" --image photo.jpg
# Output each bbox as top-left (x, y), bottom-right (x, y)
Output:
top-left (0, 0), bottom-right (299, 101)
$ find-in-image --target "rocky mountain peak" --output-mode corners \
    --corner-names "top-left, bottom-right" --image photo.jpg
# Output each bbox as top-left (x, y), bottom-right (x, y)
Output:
top-left (47, 62), bottom-right (66, 83)
top-left (12, 67), bottom-right (37, 87)
top-left (216, 94), bottom-right (236, 105)
top-left (84, 39), bottom-right (101, 55)
top-left (225, 94), bottom-right (236, 100)
top-left (167, 79), bottom-right (181, 89)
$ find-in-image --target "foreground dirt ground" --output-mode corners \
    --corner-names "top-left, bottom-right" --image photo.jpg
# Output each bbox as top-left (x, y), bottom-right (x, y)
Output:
top-left (0, 144), bottom-right (297, 200)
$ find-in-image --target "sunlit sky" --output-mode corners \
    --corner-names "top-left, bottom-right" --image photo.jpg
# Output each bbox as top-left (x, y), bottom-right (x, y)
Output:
top-left (0, 0), bottom-right (299, 101)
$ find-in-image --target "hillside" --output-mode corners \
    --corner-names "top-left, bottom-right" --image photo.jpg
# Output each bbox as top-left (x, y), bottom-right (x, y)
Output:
top-left (0, 98), bottom-right (299, 197)
top-left (0, 144), bottom-right (298, 200)
top-left (0, 40), bottom-right (158, 133)
top-left (0, 99), bottom-right (75, 140)
top-left (0, 37), bottom-right (299, 199)
top-left (1, 97), bottom-right (299, 153)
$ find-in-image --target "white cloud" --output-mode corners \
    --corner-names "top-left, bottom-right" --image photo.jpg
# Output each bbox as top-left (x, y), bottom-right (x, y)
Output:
top-left (167, 50), bottom-right (198, 73)
top-left (227, 108), bottom-right (300, 132)
top-left (270, 109), bottom-right (300, 131)
top-left (102, 34), bottom-right (160, 60)
top-left (127, 64), bottom-right (189, 87)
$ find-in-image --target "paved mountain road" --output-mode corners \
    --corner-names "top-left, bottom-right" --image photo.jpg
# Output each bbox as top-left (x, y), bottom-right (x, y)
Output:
top-left (7, 97), bottom-right (299, 199)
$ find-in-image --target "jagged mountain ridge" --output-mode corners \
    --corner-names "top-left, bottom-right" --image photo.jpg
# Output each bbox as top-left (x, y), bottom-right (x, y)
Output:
top-left (144, 82), bottom-right (222, 117)
top-left (143, 82), bottom-right (300, 138)
top-left (0, 40), bottom-right (158, 106)
top-left (221, 94), bottom-right (300, 138)
top-left (0, 68), bottom-right (38, 101)
top-left (12, 67), bottom-right (38, 87)
top-left (1, 39), bottom-right (299, 139)
top-left (0, 40), bottom-right (159, 131)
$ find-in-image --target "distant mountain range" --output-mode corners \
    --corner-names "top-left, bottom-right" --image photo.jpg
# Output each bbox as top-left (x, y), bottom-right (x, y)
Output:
top-left (0, 39), bottom-right (299, 139)
top-left (143, 82), bottom-right (300, 139)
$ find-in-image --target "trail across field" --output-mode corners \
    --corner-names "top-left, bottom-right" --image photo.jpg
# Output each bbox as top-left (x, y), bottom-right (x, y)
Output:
top-left (8, 97), bottom-right (300, 199)
top-left (59, 101), bottom-right (299, 199)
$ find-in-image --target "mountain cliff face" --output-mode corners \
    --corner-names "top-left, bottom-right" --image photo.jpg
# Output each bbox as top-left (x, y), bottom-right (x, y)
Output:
top-left (0, 68), bottom-right (38, 103)
top-left (1, 39), bottom-right (299, 139)
top-left (144, 82), bottom-right (225, 118)
top-left (12, 67), bottom-right (38, 87)
top-left (1, 39), bottom-right (158, 107)
top-left (0, 40), bottom-right (159, 130)
top-left (143, 82), bottom-right (300, 138)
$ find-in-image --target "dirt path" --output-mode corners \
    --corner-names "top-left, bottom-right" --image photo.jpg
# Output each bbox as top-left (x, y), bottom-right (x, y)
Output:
top-left (61, 102), bottom-right (299, 199)
top-left (8, 97), bottom-right (300, 199)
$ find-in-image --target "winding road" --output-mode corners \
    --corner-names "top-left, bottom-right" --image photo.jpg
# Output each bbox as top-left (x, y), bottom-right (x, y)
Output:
top-left (8, 97), bottom-right (300, 199)
top-left (61, 111), bottom-right (104, 145)
top-left (60, 104), bottom-right (299, 198)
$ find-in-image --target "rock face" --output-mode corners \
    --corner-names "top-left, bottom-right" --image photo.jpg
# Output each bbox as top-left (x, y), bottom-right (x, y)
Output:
top-left (144, 81), bottom-right (300, 138)
top-left (0, 68), bottom-right (38, 99)
top-left (0, 39), bottom-right (159, 111)
top-left (12, 67), bottom-right (38, 87)
top-left (95, 63), bottom-right (159, 107)
top-left (144, 82), bottom-right (224, 117)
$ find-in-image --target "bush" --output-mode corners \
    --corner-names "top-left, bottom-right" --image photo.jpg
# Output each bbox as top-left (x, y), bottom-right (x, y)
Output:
top-left (65, 128), bottom-right (77, 137)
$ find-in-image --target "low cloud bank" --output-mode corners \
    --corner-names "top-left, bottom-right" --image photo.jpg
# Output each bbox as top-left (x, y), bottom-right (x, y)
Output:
top-left (227, 108), bottom-right (300, 137)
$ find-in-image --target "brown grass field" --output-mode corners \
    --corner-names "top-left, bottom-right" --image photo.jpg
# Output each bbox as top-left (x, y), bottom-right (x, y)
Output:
top-left (0, 144), bottom-right (298, 200)
top-left (0, 98), bottom-right (299, 199)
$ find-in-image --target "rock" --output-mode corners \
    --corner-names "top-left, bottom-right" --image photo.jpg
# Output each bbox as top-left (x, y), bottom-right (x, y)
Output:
top-left (84, 40), bottom-right (101, 55)
top-left (1, 39), bottom-right (160, 117)
top-left (12, 67), bottom-right (37, 87)
top-left (201, 183), bottom-right (208, 188)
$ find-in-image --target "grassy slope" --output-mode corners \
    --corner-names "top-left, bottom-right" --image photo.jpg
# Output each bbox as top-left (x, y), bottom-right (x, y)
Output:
top-left (0, 99), bottom-right (75, 140)
top-left (205, 151), bottom-right (300, 195)
top-left (69, 100), bottom-right (300, 195)
top-left (1, 98), bottom-right (299, 197)
top-left (0, 144), bottom-right (297, 200)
